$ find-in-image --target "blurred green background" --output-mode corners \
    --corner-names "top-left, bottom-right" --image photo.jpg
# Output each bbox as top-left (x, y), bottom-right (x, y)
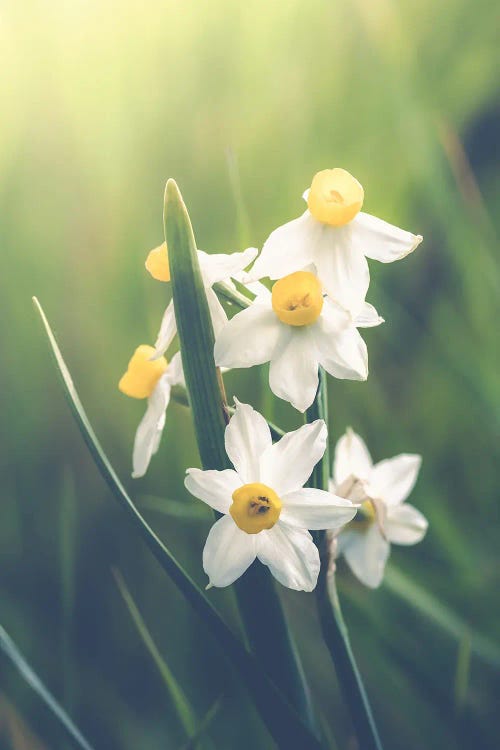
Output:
top-left (1, 0), bottom-right (499, 747)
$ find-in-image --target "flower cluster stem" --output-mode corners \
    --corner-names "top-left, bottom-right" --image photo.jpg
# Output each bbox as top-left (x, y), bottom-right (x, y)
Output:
top-left (307, 369), bottom-right (383, 750)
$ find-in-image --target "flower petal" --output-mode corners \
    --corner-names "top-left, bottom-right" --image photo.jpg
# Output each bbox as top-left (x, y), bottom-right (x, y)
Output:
top-left (351, 212), bottom-right (422, 263)
top-left (203, 515), bottom-right (257, 587)
top-left (314, 299), bottom-right (368, 382)
top-left (214, 302), bottom-right (281, 369)
top-left (260, 419), bottom-right (327, 495)
top-left (338, 525), bottom-right (390, 588)
top-left (249, 212), bottom-right (316, 281)
top-left (205, 287), bottom-right (228, 338)
top-left (132, 376), bottom-right (171, 478)
top-left (385, 503), bottom-right (428, 545)
top-left (198, 247), bottom-right (258, 287)
top-left (166, 351), bottom-right (185, 387)
top-left (184, 467), bottom-right (242, 514)
top-left (153, 300), bottom-right (177, 359)
top-left (280, 488), bottom-right (356, 530)
top-left (257, 523), bottom-right (320, 591)
top-left (368, 454), bottom-right (422, 506)
top-left (312, 224), bottom-right (370, 316)
top-left (333, 427), bottom-right (373, 487)
top-left (354, 301), bottom-right (384, 328)
top-left (268, 327), bottom-right (319, 412)
top-left (224, 400), bottom-right (272, 483)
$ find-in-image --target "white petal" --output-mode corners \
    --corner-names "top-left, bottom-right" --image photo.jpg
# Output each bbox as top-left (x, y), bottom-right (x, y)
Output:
top-left (198, 247), bottom-right (258, 287)
top-left (312, 224), bottom-right (370, 316)
top-left (214, 302), bottom-right (281, 369)
top-left (354, 301), bottom-right (384, 328)
top-left (368, 454), bottom-right (422, 506)
top-left (224, 400), bottom-right (272, 483)
top-left (385, 504), bottom-right (428, 545)
top-left (351, 212), bottom-right (422, 263)
top-left (280, 488), bottom-right (356, 530)
top-left (205, 287), bottom-right (228, 338)
top-left (314, 300), bottom-right (368, 382)
top-left (203, 515), bottom-right (257, 587)
top-left (260, 419), bottom-right (327, 496)
top-left (249, 212), bottom-right (316, 281)
top-left (268, 327), bottom-right (319, 412)
top-left (339, 525), bottom-right (390, 588)
top-left (132, 377), bottom-right (171, 478)
top-left (184, 467), bottom-right (242, 514)
top-left (166, 351), bottom-right (185, 387)
top-left (153, 300), bottom-right (177, 359)
top-left (257, 523), bottom-right (320, 591)
top-left (333, 427), bottom-right (373, 487)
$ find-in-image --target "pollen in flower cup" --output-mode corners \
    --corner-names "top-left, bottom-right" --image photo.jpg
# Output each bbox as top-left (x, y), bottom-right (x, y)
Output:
top-left (250, 167), bottom-right (422, 317)
top-left (185, 401), bottom-right (357, 590)
top-left (329, 428), bottom-right (428, 588)
top-left (214, 270), bottom-right (383, 412)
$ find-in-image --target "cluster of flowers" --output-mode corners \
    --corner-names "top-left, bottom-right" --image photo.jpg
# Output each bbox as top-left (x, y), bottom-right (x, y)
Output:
top-left (119, 168), bottom-right (428, 592)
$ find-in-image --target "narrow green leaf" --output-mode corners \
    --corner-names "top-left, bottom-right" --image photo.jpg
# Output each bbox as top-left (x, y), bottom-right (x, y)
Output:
top-left (112, 568), bottom-right (200, 741)
top-left (453, 630), bottom-right (471, 713)
top-left (139, 494), bottom-right (211, 521)
top-left (32, 296), bottom-right (324, 750)
top-left (165, 180), bottom-right (318, 734)
top-left (177, 697), bottom-right (223, 750)
top-left (0, 624), bottom-right (95, 750)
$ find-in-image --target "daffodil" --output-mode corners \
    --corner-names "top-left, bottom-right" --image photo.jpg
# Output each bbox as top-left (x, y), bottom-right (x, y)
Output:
top-left (185, 401), bottom-right (357, 591)
top-left (329, 428), bottom-right (428, 588)
top-left (146, 243), bottom-right (258, 358)
top-left (250, 168), bottom-right (422, 315)
top-left (214, 270), bottom-right (382, 412)
top-left (119, 345), bottom-right (185, 478)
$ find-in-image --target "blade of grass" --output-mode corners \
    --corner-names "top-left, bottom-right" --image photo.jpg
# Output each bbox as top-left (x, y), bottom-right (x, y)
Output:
top-left (165, 178), bottom-right (318, 735)
top-left (0, 625), bottom-right (95, 750)
top-left (177, 697), bottom-right (223, 750)
top-left (32, 296), bottom-right (324, 750)
top-left (112, 568), bottom-right (202, 744)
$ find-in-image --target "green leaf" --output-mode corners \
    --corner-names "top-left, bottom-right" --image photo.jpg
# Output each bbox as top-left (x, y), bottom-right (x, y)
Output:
top-left (165, 180), bottom-right (318, 735)
top-left (0, 624), bottom-right (95, 750)
top-left (32, 296), bottom-right (324, 750)
top-left (112, 568), bottom-right (202, 743)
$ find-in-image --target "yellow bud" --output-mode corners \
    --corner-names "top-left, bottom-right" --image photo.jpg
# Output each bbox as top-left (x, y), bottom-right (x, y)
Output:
top-left (307, 168), bottom-right (364, 226)
top-left (118, 345), bottom-right (168, 399)
top-left (145, 243), bottom-right (170, 282)
top-left (230, 482), bottom-right (282, 534)
top-left (272, 271), bottom-right (323, 327)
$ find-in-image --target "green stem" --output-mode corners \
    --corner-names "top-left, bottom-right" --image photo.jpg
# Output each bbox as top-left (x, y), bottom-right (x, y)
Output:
top-left (307, 369), bottom-right (383, 750)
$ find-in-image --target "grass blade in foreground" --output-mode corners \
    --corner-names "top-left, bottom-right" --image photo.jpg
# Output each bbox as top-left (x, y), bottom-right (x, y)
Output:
top-left (0, 625), bottom-right (95, 750)
top-left (165, 178), bottom-right (318, 734)
top-left (32, 297), bottom-right (324, 750)
top-left (306, 370), bottom-right (383, 750)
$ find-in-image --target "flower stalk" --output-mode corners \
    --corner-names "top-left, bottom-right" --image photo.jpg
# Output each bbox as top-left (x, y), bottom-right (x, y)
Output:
top-left (307, 369), bottom-right (383, 750)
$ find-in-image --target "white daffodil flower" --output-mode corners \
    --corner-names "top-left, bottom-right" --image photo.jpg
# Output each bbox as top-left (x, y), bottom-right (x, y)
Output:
top-left (250, 168), bottom-right (422, 316)
top-left (119, 345), bottom-right (185, 478)
top-left (145, 243), bottom-right (258, 358)
top-left (185, 401), bottom-right (357, 591)
top-left (214, 270), bottom-right (383, 412)
top-left (329, 428), bottom-right (428, 588)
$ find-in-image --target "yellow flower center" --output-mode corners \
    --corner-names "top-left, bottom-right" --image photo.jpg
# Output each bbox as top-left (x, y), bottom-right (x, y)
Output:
top-left (145, 242), bottom-right (170, 282)
top-left (118, 345), bottom-right (168, 399)
top-left (307, 168), bottom-right (364, 226)
top-left (230, 482), bottom-right (282, 534)
top-left (351, 499), bottom-right (376, 530)
top-left (271, 271), bottom-right (324, 327)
